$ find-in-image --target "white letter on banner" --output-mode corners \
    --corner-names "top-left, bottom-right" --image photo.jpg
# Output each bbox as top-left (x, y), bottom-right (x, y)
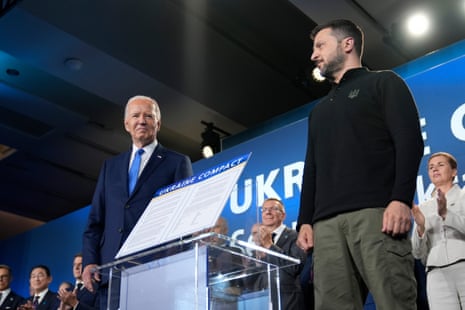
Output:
top-left (230, 229), bottom-right (244, 247)
top-left (451, 103), bottom-right (465, 141)
top-left (416, 175), bottom-right (434, 203)
top-left (230, 179), bottom-right (253, 214)
top-left (283, 161), bottom-right (304, 198)
top-left (256, 169), bottom-right (280, 206)
top-left (420, 118), bottom-right (430, 156)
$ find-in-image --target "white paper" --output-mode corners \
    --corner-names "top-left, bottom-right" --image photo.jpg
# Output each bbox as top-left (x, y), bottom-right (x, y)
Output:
top-left (115, 154), bottom-right (250, 258)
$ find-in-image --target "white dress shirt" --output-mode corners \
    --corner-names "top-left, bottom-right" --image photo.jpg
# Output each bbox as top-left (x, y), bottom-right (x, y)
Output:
top-left (33, 288), bottom-right (48, 305)
top-left (272, 224), bottom-right (286, 244)
top-left (128, 140), bottom-right (158, 176)
top-left (0, 288), bottom-right (11, 305)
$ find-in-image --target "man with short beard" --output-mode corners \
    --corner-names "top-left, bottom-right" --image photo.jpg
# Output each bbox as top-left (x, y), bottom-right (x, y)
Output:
top-left (297, 19), bottom-right (424, 310)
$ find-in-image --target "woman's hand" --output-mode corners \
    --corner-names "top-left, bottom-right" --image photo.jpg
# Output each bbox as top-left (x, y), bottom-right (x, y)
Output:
top-left (411, 204), bottom-right (425, 237)
top-left (437, 188), bottom-right (447, 220)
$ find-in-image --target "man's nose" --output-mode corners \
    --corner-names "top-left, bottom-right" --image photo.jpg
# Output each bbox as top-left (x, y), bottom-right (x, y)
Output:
top-left (310, 51), bottom-right (318, 62)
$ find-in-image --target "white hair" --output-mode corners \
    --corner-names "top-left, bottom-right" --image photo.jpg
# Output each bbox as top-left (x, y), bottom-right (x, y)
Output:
top-left (124, 95), bottom-right (161, 120)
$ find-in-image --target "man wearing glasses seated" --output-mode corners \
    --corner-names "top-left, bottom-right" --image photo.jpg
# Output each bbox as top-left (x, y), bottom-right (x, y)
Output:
top-left (252, 198), bottom-right (307, 310)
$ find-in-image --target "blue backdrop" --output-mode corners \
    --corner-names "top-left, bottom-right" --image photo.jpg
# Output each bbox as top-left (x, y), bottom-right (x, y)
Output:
top-left (1, 39), bottom-right (465, 300)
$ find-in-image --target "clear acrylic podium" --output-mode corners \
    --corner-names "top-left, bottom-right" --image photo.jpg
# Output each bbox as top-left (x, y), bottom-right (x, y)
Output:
top-left (98, 232), bottom-right (300, 310)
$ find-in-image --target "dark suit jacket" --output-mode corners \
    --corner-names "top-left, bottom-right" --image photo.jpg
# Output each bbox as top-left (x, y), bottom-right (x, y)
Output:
top-left (257, 227), bottom-right (307, 310)
top-left (27, 291), bottom-right (60, 310)
top-left (0, 290), bottom-right (25, 310)
top-left (82, 143), bottom-right (193, 271)
top-left (75, 286), bottom-right (99, 310)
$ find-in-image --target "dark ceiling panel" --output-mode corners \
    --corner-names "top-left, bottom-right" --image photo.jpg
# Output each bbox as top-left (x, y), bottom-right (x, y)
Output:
top-left (0, 105), bottom-right (53, 137)
top-left (0, 0), bottom-right (463, 240)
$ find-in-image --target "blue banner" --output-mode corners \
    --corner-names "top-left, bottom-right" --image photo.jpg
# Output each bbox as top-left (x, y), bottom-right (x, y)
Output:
top-left (155, 153), bottom-right (251, 196)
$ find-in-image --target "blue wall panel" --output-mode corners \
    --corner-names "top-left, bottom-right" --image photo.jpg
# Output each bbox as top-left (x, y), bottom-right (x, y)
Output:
top-left (1, 39), bottom-right (465, 301)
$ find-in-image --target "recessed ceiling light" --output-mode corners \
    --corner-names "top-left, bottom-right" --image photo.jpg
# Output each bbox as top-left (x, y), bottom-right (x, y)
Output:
top-left (64, 57), bottom-right (83, 71)
top-left (406, 13), bottom-right (430, 37)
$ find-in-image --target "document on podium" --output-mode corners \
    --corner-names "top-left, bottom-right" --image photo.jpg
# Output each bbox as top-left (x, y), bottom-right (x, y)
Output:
top-left (115, 153), bottom-right (251, 259)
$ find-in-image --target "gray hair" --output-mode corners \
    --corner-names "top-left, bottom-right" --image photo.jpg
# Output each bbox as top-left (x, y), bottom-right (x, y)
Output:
top-left (124, 95), bottom-right (161, 121)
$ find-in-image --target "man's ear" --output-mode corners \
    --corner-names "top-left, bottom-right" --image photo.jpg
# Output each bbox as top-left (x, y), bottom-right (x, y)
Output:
top-left (124, 120), bottom-right (130, 133)
top-left (343, 36), bottom-right (355, 53)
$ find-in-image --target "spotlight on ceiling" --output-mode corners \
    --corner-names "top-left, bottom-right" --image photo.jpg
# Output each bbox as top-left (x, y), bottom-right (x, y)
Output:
top-left (406, 12), bottom-right (430, 37)
top-left (312, 67), bottom-right (326, 82)
top-left (200, 121), bottom-right (230, 158)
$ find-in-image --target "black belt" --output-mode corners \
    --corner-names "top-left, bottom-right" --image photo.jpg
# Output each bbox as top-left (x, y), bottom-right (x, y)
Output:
top-left (426, 259), bottom-right (465, 273)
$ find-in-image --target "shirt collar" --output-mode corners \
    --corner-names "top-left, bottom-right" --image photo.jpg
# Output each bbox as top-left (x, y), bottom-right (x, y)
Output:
top-left (0, 288), bottom-right (11, 297)
top-left (132, 140), bottom-right (157, 156)
top-left (34, 289), bottom-right (48, 302)
top-left (332, 67), bottom-right (367, 86)
top-left (272, 224), bottom-right (286, 242)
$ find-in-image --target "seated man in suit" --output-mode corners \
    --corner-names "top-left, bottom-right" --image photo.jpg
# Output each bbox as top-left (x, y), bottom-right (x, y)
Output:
top-left (18, 265), bottom-right (60, 310)
top-left (252, 198), bottom-right (307, 310)
top-left (0, 264), bottom-right (25, 310)
top-left (58, 253), bottom-right (98, 310)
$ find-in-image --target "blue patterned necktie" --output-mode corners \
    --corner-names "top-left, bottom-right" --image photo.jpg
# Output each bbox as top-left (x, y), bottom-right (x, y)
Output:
top-left (128, 149), bottom-right (144, 194)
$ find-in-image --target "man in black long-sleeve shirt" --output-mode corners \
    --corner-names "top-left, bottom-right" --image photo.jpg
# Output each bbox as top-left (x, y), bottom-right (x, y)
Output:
top-left (297, 19), bottom-right (424, 310)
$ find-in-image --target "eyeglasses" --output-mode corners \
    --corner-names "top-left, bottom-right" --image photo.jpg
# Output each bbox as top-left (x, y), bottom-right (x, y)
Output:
top-left (261, 206), bottom-right (282, 213)
top-left (0, 275), bottom-right (9, 280)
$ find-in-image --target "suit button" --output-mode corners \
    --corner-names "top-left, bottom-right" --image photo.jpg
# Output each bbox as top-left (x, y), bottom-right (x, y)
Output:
top-left (118, 228), bottom-right (123, 233)
top-left (125, 205), bottom-right (130, 209)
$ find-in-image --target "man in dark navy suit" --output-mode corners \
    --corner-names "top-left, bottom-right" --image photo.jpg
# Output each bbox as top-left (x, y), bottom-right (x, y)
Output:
top-left (57, 254), bottom-right (98, 310)
top-left (18, 265), bottom-right (60, 310)
top-left (81, 95), bottom-right (193, 309)
top-left (0, 264), bottom-right (25, 310)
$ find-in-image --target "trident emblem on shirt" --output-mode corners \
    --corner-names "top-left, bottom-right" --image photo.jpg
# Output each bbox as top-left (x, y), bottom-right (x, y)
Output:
top-left (348, 89), bottom-right (360, 99)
